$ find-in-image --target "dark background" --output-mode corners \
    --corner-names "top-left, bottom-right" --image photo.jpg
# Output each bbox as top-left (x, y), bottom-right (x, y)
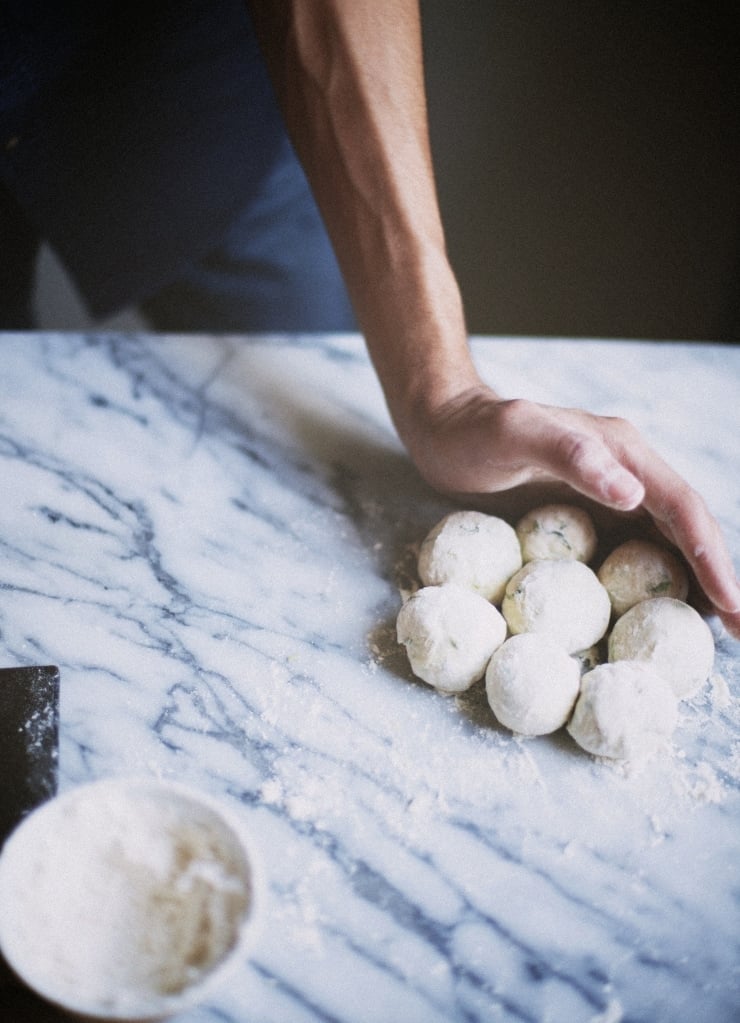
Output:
top-left (33, 2), bottom-right (740, 341)
top-left (421, 1), bottom-right (740, 341)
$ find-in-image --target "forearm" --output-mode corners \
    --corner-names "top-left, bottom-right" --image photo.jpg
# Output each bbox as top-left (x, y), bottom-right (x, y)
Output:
top-left (246, 0), bottom-right (483, 438)
top-left (245, 2), bottom-right (740, 631)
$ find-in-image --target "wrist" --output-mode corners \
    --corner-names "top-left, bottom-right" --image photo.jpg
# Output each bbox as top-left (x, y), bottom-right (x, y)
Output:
top-left (358, 245), bottom-right (482, 433)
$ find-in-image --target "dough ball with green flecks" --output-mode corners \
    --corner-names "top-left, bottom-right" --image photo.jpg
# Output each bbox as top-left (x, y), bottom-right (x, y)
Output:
top-left (502, 559), bottom-right (611, 654)
top-left (608, 596), bottom-right (714, 699)
top-left (515, 503), bottom-right (597, 564)
top-left (567, 661), bottom-right (678, 759)
top-left (485, 633), bottom-right (581, 736)
top-left (397, 583), bottom-right (507, 693)
top-left (597, 539), bottom-right (689, 617)
top-left (418, 510), bottom-right (522, 604)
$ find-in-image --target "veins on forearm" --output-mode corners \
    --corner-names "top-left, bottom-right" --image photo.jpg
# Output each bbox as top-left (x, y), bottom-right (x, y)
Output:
top-left (248, 1), bottom-right (441, 261)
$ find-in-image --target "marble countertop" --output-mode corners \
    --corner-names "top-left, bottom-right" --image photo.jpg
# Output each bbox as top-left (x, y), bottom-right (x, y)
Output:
top-left (1, 333), bottom-right (738, 1023)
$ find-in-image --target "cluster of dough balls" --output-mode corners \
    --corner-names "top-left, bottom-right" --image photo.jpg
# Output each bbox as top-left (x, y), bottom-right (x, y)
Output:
top-left (396, 505), bottom-right (714, 760)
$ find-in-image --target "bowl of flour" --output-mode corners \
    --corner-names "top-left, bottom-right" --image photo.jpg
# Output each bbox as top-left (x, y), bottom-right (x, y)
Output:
top-left (0, 777), bottom-right (261, 1020)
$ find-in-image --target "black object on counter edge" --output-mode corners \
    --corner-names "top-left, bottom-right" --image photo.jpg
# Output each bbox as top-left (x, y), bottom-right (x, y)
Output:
top-left (0, 665), bottom-right (60, 846)
top-left (0, 665), bottom-right (62, 1015)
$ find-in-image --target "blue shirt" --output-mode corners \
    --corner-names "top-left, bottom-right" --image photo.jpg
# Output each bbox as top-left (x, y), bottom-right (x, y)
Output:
top-left (0, 0), bottom-right (288, 315)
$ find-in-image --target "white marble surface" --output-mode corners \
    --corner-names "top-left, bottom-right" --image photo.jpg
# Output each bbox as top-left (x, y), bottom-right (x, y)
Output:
top-left (1, 332), bottom-right (739, 1023)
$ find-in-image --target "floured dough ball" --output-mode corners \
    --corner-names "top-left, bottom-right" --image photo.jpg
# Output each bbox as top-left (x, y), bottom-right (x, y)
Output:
top-left (597, 539), bottom-right (689, 617)
top-left (485, 633), bottom-right (581, 736)
top-left (515, 503), bottom-right (597, 564)
top-left (567, 661), bottom-right (678, 759)
top-left (418, 510), bottom-right (522, 604)
top-left (608, 596), bottom-right (714, 699)
top-left (502, 559), bottom-right (611, 654)
top-left (396, 583), bottom-right (507, 693)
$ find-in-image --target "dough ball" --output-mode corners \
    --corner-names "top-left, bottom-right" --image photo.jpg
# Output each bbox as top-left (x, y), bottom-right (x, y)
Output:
top-left (607, 596), bottom-right (714, 699)
top-left (501, 559), bottom-right (611, 654)
top-left (485, 633), bottom-right (581, 736)
top-left (597, 539), bottom-right (689, 617)
top-left (567, 661), bottom-right (678, 760)
top-left (515, 503), bottom-right (598, 564)
top-left (396, 583), bottom-right (507, 693)
top-left (418, 510), bottom-right (522, 604)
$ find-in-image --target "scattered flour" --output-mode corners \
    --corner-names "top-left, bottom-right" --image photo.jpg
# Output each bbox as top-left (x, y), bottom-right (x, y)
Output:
top-left (709, 671), bottom-right (732, 710)
top-left (589, 998), bottom-right (624, 1023)
top-left (676, 761), bottom-right (726, 805)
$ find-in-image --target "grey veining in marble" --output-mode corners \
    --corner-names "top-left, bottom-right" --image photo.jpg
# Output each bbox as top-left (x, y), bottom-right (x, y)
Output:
top-left (1, 333), bottom-right (739, 1023)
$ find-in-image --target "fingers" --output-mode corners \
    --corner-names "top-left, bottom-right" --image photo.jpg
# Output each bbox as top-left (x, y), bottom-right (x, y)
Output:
top-left (719, 607), bottom-right (740, 638)
top-left (505, 401), bottom-right (740, 634)
top-left (548, 428), bottom-right (646, 511)
top-left (626, 455), bottom-right (740, 628)
top-left (502, 401), bottom-right (644, 511)
top-left (593, 416), bottom-right (740, 633)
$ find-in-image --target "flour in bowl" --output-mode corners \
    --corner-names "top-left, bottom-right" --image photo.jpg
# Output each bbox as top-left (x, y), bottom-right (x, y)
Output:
top-left (0, 779), bottom-right (256, 1018)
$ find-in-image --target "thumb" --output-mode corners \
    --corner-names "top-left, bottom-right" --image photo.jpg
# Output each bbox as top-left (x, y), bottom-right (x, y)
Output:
top-left (534, 425), bottom-right (645, 511)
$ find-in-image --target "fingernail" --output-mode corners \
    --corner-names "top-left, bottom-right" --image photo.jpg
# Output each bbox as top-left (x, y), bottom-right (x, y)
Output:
top-left (605, 469), bottom-right (644, 510)
top-left (720, 584), bottom-right (740, 616)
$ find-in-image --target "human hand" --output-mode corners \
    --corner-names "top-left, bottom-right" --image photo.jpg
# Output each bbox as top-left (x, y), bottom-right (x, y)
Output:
top-left (248, 0), bottom-right (739, 638)
top-left (403, 383), bottom-right (740, 638)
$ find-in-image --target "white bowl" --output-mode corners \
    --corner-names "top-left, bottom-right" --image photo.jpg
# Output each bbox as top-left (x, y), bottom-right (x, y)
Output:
top-left (0, 777), bottom-right (262, 1020)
